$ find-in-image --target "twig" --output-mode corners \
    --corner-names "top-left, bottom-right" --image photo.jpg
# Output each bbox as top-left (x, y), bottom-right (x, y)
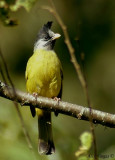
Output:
top-left (0, 80), bottom-right (115, 128)
top-left (0, 50), bottom-right (36, 160)
top-left (78, 41), bottom-right (98, 159)
top-left (41, 6), bottom-right (85, 88)
top-left (42, 1), bottom-right (98, 159)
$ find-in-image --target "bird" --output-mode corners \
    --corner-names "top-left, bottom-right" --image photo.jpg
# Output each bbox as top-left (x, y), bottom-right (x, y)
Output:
top-left (25, 21), bottom-right (63, 155)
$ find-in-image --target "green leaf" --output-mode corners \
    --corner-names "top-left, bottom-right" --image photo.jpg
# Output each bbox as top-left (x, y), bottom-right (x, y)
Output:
top-left (75, 132), bottom-right (93, 158)
top-left (78, 156), bottom-right (88, 160)
top-left (80, 132), bottom-right (93, 151)
top-left (0, 0), bottom-right (37, 25)
top-left (10, 0), bottom-right (37, 12)
top-left (0, 0), bottom-right (18, 26)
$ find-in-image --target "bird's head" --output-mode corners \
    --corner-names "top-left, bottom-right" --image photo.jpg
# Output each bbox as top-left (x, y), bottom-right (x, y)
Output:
top-left (34, 21), bottom-right (61, 51)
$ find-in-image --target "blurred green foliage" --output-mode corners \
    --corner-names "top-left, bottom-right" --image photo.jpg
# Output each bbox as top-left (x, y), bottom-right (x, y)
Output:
top-left (75, 132), bottom-right (93, 159)
top-left (0, 0), bottom-right (115, 160)
top-left (0, 0), bottom-right (37, 25)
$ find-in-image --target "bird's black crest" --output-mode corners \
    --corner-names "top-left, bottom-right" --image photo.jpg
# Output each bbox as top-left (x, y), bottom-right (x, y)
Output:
top-left (44, 21), bottom-right (53, 29)
top-left (36, 21), bottom-right (53, 40)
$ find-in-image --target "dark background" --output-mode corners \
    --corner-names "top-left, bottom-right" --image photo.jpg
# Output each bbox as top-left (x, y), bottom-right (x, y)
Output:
top-left (0, 0), bottom-right (115, 160)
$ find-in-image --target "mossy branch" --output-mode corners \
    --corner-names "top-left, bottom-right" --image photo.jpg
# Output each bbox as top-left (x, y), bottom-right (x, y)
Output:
top-left (0, 80), bottom-right (115, 128)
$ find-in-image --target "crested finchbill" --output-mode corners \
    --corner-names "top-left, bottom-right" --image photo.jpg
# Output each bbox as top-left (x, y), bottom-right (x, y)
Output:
top-left (25, 21), bottom-right (63, 155)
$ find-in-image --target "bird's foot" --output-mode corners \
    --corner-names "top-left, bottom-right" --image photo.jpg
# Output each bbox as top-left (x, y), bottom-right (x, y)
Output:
top-left (33, 92), bottom-right (38, 98)
top-left (53, 97), bottom-right (61, 116)
top-left (32, 92), bottom-right (38, 102)
top-left (53, 97), bottom-right (61, 101)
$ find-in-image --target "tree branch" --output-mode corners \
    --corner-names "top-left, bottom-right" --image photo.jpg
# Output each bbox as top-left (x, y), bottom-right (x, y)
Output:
top-left (0, 80), bottom-right (115, 128)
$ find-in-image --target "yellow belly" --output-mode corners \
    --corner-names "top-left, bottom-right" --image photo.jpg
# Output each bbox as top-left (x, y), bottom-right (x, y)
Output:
top-left (26, 49), bottom-right (62, 98)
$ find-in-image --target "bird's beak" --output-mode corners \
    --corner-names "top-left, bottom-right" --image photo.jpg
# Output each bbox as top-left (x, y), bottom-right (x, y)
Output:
top-left (52, 33), bottom-right (61, 40)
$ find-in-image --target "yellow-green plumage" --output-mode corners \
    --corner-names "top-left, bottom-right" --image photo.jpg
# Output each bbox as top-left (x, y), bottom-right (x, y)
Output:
top-left (26, 48), bottom-right (62, 154)
top-left (26, 49), bottom-right (62, 98)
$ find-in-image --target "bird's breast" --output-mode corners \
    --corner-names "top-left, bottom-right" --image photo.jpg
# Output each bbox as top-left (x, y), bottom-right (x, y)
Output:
top-left (26, 49), bottom-right (62, 98)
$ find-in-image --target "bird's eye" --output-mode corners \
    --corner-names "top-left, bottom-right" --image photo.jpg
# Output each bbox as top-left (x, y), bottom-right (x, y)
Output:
top-left (44, 35), bottom-right (50, 40)
top-left (44, 36), bottom-right (48, 39)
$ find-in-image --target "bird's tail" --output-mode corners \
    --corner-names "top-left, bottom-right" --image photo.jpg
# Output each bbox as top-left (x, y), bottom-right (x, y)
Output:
top-left (37, 109), bottom-right (55, 155)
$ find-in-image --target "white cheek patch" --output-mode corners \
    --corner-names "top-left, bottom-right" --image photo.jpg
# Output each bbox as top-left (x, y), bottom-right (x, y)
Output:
top-left (48, 30), bottom-right (55, 37)
top-left (34, 39), bottom-right (47, 51)
top-left (34, 30), bottom-right (55, 51)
